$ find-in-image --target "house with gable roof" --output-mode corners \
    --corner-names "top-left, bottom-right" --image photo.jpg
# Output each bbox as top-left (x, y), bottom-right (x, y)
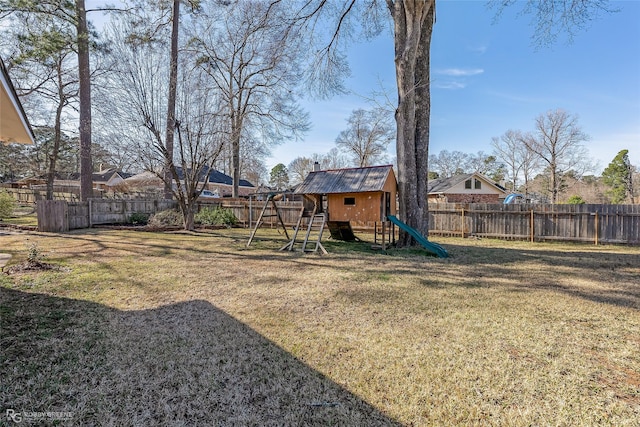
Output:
top-left (428, 172), bottom-right (507, 203)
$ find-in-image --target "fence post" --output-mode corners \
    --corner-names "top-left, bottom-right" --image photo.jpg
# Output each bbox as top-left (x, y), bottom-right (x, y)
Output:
top-left (594, 211), bottom-right (599, 245)
top-left (88, 198), bottom-right (93, 228)
top-left (461, 208), bottom-right (465, 238)
top-left (530, 209), bottom-right (534, 243)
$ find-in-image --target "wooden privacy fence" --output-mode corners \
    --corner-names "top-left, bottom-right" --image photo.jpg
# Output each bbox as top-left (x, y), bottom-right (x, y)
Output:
top-left (428, 203), bottom-right (640, 245)
top-left (38, 199), bottom-right (178, 232)
top-left (37, 198), bottom-right (305, 232)
top-left (197, 199), bottom-right (304, 228)
top-left (3, 188), bottom-right (80, 203)
top-left (36, 198), bottom-right (640, 245)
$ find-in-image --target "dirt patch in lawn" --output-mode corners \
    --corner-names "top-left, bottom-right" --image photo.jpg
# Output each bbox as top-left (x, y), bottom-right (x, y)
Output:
top-left (3, 260), bottom-right (63, 275)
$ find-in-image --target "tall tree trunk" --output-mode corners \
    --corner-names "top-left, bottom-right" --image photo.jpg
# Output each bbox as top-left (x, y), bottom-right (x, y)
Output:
top-left (550, 157), bottom-right (558, 203)
top-left (551, 170), bottom-right (557, 203)
top-left (231, 113), bottom-right (241, 198)
top-left (628, 171), bottom-right (635, 204)
top-left (164, 0), bottom-right (180, 200)
top-left (47, 94), bottom-right (64, 201)
top-left (391, 0), bottom-right (435, 246)
top-left (185, 205), bottom-right (195, 230)
top-left (76, 0), bottom-right (92, 202)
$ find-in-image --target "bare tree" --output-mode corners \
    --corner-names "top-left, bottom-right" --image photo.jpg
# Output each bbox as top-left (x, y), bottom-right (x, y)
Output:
top-left (238, 154), bottom-right (267, 188)
top-left (490, 0), bottom-right (614, 46)
top-left (428, 150), bottom-right (469, 178)
top-left (492, 129), bottom-right (542, 193)
top-left (523, 109), bottom-right (591, 203)
top-left (466, 151), bottom-right (505, 181)
top-left (288, 148), bottom-right (352, 185)
top-left (519, 139), bottom-right (540, 198)
top-left (322, 147), bottom-right (350, 170)
top-left (293, 0), bottom-right (613, 245)
top-left (288, 156), bottom-right (315, 185)
top-left (102, 18), bottom-right (223, 229)
top-left (190, 0), bottom-right (309, 198)
top-left (335, 108), bottom-right (393, 167)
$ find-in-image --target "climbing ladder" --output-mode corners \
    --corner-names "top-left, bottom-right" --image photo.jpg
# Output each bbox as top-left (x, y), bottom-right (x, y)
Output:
top-left (301, 213), bottom-right (328, 254)
top-left (246, 195), bottom-right (290, 247)
top-left (280, 205), bottom-right (309, 251)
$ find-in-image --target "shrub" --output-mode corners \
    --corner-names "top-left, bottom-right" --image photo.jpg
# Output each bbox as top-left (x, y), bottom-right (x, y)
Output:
top-left (129, 212), bottom-right (150, 225)
top-left (148, 209), bottom-right (183, 227)
top-left (195, 207), bottom-right (238, 227)
top-left (27, 242), bottom-right (45, 263)
top-left (0, 190), bottom-right (16, 219)
top-left (566, 195), bottom-right (586, 205)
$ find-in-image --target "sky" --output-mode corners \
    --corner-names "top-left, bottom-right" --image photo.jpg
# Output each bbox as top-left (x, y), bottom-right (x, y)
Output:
top-left (267, 0), bottom-right (640, 174)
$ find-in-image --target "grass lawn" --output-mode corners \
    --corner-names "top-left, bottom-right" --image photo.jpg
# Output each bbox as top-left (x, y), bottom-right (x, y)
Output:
top-left (0, 204), bottom-right (37, 227)
top-left (1, 228), bottom-right (639, 425)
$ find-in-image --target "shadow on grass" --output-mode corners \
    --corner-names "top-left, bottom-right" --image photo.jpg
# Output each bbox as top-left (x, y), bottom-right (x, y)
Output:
top-left (0, 287), bottom-right (401, 426)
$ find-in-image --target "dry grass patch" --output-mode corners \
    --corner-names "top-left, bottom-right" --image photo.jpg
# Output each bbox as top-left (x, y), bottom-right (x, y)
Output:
top-left (0, 204), bottom-right (37, 228)
top-left (1, 229), bottom-right (639, 425)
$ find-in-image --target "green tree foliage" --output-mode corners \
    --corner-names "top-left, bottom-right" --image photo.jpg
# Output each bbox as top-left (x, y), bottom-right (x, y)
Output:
top-left (0, 128), bottom-right (79, 181)
top-left (0, 143), bottom-right (29, 182)
top-left (602, 149), bottom-right (635, 204)
top-left (0, 0), bottom-right (103, 200)
top-left (1, 6), bottom-right (78, 198)
top-left (566, 195), bottom-right (586, 204)
top-left (269, 163), bottom-right (289, 190)
top-left (195, 207), bottom-right (237, 227)
top-left (0, 190), bottom-right (16, 218)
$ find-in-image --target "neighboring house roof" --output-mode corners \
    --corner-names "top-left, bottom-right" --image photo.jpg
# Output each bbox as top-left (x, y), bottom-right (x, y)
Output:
top-left (125, 171), bottom-right (161, 186)
top-left (93, 168), bottom-right (131, 183)
top-left (69, 168), bottom-right (133, 184)
top-left (295, 165), bottom-right (395, 195)
top-left (205, 169), bottom-right (254, 188)
top-left (1, 57), bottom-right (35, 144)
top-left (428, 172), bottom-right (507, 195)
top-left (168, 167), bottom-right (256, 188)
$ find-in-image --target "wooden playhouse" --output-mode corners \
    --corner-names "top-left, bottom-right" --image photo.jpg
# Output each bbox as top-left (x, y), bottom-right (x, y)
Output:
top-left (294, 164), bottom-right (398, 250)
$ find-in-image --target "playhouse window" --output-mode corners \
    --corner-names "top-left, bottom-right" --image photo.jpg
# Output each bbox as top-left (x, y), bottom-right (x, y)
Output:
top-left (465, 179), bottom-right (472, 189)
top-left (344, 197), bottom-right (356, 206)
top-left (475, 179), bottom-right (482, 189)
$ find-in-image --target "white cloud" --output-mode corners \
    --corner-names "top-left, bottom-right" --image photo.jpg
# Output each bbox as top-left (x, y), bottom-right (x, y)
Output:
top-left (434, 81), bottom-right (466, 90)
top-left (435, 68), bottom-right (484, 77)
top-left (468, 44), bottom-right (488, 55)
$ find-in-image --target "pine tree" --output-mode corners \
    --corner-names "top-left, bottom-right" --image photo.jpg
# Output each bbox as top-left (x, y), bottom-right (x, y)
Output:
top-left (269, 164), bottom-right (289, 190)
top-left (602, 149), bottom-right (634, 204)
